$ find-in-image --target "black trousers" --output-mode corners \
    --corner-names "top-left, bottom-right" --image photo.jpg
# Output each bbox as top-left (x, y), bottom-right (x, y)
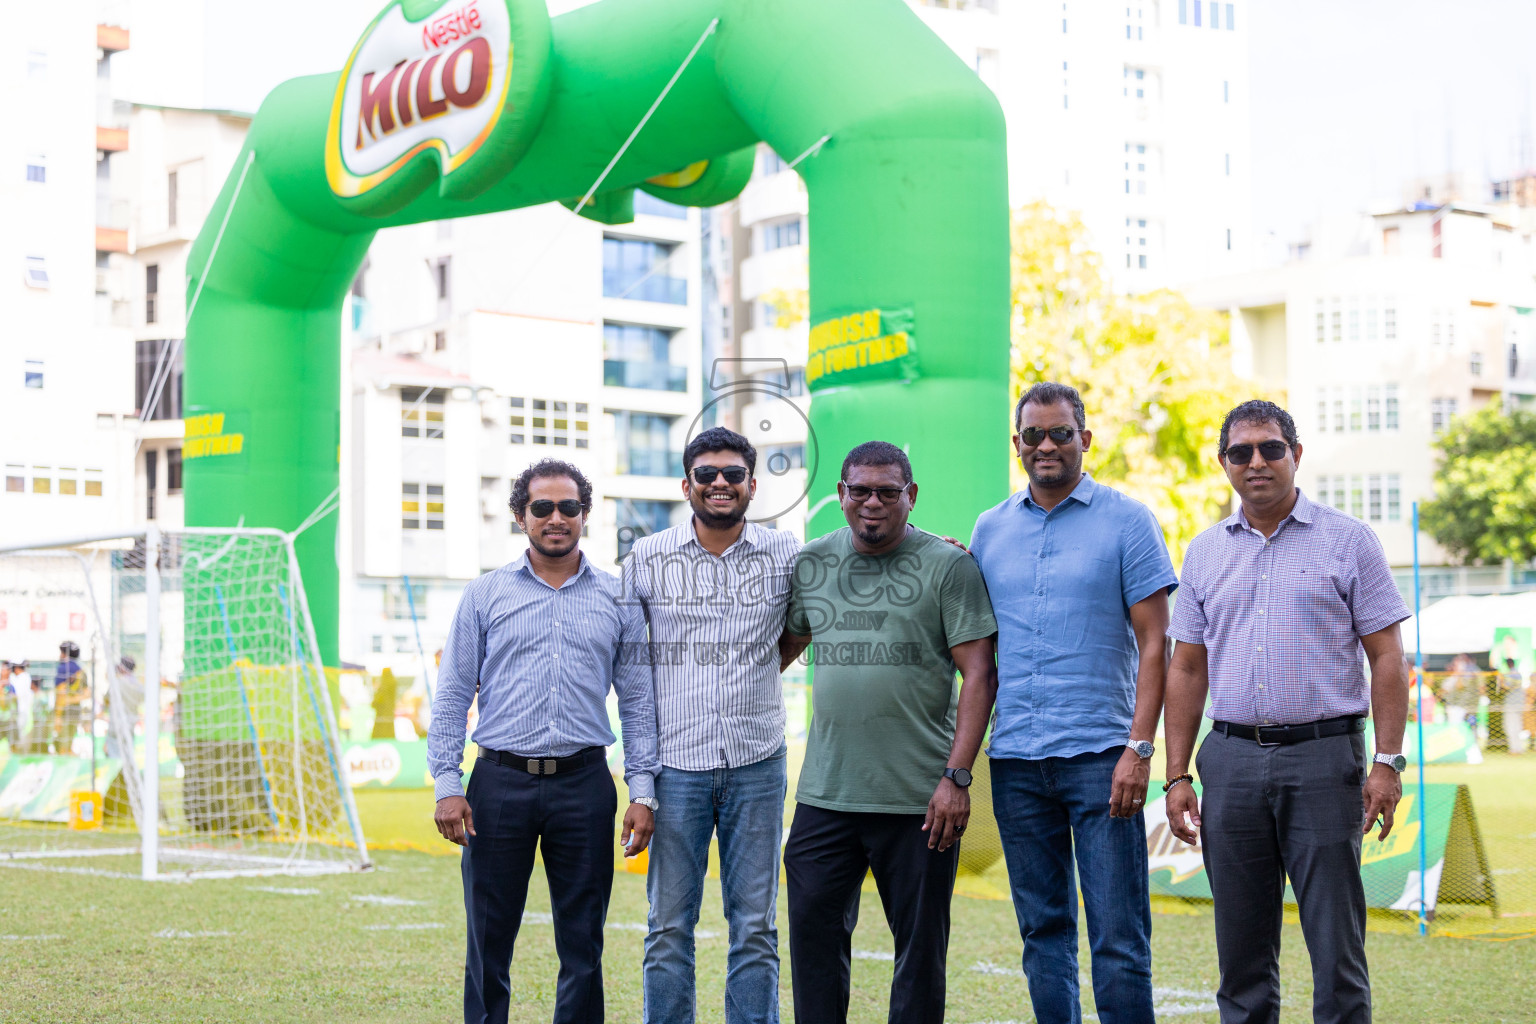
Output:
top-left (462, 756), bottom-right (617, 1024)
top-left (1198, 729), bottom-right (1371, 1024)
top-left (784, 803), bottom-right (959, 1024)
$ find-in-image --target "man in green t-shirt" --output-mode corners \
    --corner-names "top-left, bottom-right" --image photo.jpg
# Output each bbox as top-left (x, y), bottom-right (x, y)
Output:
top-left (782, 441), bottom-right (998, 1024)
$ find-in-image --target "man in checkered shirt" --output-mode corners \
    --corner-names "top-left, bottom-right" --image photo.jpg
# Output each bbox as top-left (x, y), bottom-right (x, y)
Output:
top-left (1163, 400), bottom-right (1410, 1024)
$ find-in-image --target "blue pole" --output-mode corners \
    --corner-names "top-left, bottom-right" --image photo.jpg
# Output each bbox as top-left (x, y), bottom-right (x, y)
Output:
top-left (1412, 503), bottom-right (1428, 936)
top-left (214, 585), bottom-right (280, 829)
top-left (279, 584), bottom-right (362, 851)
top-left (402, 575), bottom-right (434, 709)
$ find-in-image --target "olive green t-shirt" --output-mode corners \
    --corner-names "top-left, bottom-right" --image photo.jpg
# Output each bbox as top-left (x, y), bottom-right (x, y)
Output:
top-left (787, 527), bottom-right (998, 814)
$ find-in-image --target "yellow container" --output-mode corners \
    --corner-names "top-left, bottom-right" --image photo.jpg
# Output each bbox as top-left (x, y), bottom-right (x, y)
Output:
top-left (69, 790), bottom-right (103, 831)
top-left (623, 847), bottom-right (649, 875)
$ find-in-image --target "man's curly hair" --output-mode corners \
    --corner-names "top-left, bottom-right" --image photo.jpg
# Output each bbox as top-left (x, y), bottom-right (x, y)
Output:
top-left (509, 459), bottom-right (593, 518)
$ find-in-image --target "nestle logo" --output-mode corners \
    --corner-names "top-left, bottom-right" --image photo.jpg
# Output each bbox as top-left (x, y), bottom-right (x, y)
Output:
top-left (422, 0), bottom-right (483, 50)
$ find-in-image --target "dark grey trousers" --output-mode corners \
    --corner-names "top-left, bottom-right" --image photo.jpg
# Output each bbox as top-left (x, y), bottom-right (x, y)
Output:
top-left (1196, 728), bottom-right (1371, 1024)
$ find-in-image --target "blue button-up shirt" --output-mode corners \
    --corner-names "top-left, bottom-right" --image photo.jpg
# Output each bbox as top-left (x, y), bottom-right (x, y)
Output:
top-left (970, 474), bottom-right (1178, 760)
top-left (1170, 489), bottom-right (1409, 726)
top-left (427, 553), bottom-right (658, 801)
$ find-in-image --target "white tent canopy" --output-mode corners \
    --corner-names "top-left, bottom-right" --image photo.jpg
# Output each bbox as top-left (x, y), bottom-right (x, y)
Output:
top-left (1401, 591), bottom-right (1536, 656)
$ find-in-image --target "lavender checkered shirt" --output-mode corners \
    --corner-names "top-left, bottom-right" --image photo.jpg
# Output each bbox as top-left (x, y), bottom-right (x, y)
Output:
top-left (1169, 489), bottom-right (1409, 727)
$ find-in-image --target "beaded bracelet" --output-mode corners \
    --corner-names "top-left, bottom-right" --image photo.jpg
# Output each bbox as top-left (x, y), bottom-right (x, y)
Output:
top-left (1162, 773), bottom-right (1194, 793)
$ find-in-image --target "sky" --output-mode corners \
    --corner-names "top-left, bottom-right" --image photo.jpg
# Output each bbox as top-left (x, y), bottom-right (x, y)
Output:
top-left (165, 0), bottom-right (1536, 253)
top-left (1248, 0), bottom-right (1536, 245)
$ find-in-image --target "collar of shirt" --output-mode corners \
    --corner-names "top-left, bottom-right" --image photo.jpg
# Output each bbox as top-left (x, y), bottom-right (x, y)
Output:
top-left (511, 550), bottom-right (594, 589)
top-left (667, 516), bottom-right (765, 558)
top-left (1224, 488), bottom-right (1315, 538)
top-left (1014, 472), bottom-right (1098, 513)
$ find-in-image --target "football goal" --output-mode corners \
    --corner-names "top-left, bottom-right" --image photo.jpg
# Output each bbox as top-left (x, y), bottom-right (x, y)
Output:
top-left (0, 527), bottom-right (369, 879)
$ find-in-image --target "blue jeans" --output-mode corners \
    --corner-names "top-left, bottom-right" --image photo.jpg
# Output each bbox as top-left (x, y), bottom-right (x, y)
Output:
top-left (643, 746), bottom-right (787, 1024)
top-left (991, 749), bottom-right (1154, 1024)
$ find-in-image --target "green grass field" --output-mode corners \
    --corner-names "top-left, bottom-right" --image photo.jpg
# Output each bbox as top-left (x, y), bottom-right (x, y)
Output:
top-left (0, 785), bottom-right (1532, 1023)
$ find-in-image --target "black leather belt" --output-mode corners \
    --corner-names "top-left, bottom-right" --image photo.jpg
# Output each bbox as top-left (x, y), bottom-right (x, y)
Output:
top-left (477, 745), bottom-right (604, 775)
top-left (1212, 715), bottom-right (1365, 747)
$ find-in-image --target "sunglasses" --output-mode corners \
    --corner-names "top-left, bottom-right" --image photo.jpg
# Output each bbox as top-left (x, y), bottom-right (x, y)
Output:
top-left (691, 465), bottom-right (749, 485)
top-left (842, 482), bottom-right (909, 504)
top-left (1222, 441), bottom-right (1290, 465)
top-left (526, 499), bottom-right (584, 518)
top-left (1018, 426), bottom-right (1077, 446)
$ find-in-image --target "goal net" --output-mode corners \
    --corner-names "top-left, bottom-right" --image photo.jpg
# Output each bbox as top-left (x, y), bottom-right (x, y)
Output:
top-left (0, 528), bottom-right (369, 879)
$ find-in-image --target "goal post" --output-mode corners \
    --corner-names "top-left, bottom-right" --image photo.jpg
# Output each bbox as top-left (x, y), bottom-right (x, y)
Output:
top-left (0, 527), bottom-right (369, 879)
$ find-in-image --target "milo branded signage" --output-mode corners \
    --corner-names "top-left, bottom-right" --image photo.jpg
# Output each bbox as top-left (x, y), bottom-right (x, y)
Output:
top-left (325, 0), bottom-right (551, 213)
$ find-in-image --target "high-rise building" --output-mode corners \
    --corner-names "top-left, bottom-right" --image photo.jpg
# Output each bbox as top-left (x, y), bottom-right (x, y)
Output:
top-left (1186, 202), bottom-right (1536, 595)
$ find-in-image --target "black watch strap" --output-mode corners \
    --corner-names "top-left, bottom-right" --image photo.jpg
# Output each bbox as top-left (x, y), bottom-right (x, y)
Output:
top-left (944, 766), bottom-right (973, 788)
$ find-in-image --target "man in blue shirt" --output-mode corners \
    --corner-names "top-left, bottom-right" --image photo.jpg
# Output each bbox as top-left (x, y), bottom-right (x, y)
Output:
top-left (970, 382), bottom-right (1177, 1024)
top-left (429, 459), bottom-right (660, 1024)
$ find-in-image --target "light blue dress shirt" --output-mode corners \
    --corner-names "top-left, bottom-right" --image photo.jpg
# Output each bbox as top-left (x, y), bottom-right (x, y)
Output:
top-left (427, 553), bottom-right (659, 801)
top-left (970, 474), bottom-right (1177, 760)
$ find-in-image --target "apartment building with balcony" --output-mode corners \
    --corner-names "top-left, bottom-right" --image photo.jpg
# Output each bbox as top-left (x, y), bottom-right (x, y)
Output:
top-left (1, 7), bottom-right (138, 562)
top-left (1186, 203), bottom-right (1536, 590)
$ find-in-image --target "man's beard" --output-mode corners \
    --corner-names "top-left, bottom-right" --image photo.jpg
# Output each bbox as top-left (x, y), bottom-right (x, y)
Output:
top-left (528, 530), bottom-right (577, 558)
top-left (692, 492), bottom-right (746, 529)
top-left (1026, 451), bottom-right (1080, 488)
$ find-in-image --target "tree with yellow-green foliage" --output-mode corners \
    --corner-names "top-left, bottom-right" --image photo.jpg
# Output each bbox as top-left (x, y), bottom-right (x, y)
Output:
top-left (1010, 202), bottom-right (1254, 563)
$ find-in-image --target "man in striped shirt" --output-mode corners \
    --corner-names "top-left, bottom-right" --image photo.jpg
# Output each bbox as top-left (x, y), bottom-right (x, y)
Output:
top-left (429, 459), bottom-right (659, 1024)
top-left (625, 427), bottom-right (802, 1024)
top-left (1164, 400), bottom-right (1410, 1024)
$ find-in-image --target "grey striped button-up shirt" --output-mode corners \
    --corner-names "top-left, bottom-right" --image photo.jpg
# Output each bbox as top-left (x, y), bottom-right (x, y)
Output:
top-left (427, 553), bottom-right (659, 802)
top-left (622, 519), bottom-right (800, 771)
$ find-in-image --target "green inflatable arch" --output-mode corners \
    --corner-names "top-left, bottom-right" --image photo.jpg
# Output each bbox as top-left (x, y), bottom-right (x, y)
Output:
top-left (185, 0), bottom-right (1010, 662)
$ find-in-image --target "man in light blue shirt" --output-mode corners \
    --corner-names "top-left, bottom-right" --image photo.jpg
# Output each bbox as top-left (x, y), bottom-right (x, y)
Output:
top-left (970, 382), bottom-right (1176, 1024)
top-left (429, 458), bottom-right (659, 1024)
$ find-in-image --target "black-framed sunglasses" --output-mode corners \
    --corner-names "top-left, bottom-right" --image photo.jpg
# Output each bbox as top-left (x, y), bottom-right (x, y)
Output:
top-left (690, 465), bottom-right (749, 485)
top-left (1222, 440), bottom-right (1291, 465)
top-left (1018, 426), bottom-right (1077, 446)
top-left (842, 482), bottom-right (909, 504)
top-left (526, 498), bottom-right (584, 518)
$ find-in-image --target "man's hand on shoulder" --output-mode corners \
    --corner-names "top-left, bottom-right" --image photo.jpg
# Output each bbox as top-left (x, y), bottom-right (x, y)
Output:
top-left (621, 802), bottom-right (655, 857)
top-left (435, 795), bottom-right (476, 846)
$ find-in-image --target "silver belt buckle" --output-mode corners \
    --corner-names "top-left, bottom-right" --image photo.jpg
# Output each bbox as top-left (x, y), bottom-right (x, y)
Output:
top-left (527, 758), bottom-right (547, 775)
top-left (1254, 725), bottom-right (1282, 747)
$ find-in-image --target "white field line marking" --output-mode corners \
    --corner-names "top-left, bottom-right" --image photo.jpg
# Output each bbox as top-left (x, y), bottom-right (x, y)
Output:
top-left (154, 928), bottom-right (233, 938)
top-left (970, 960), bottom-right (1019, 976)
top-left (0, 847), bottom-right (139, 860)
top-left (1, 934), bottom-right (63, 940)
top-left (852, 948), bottom-right (895, 961)
top-left (0, 861), bottom-right (165, 881)
top-left (247, 886), bottom-right (320, 896)
top-left (362, 922), bottom-right (444, 931)
top-left (350, 894), bottom-right (423, 906)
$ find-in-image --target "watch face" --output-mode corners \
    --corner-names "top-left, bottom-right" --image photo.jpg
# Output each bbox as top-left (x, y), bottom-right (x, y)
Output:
top-left (950, 767), bottom-right (973, 787)
top-left (1131, 741), bottom-right (1154, 759)
top-left (1391, 754), bottom-right (1407, 772)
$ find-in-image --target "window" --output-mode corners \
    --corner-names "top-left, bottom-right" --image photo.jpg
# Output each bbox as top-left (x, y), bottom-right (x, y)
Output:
top-left (145, 451), bottom-right (156, 519)
top-left (1223, 80), bottom-right (1229, 103)
top-left (31, 469), bottom-right (50, 494)
top-left (4, 466), bottom-right (21, 492)
top-left (135, 339), bottom-right (184, 420)
top-left (433, 330), bottom-right (446, 351)
top-left (509, 396), bottom-right (525, 444)
top-left (145, 264), bottom-right (158, 324)
top-left (1387, 475), bottom-right (1401, 521)
top-left (402, 483), bottom-right (420, 530)
top-left (395, 635), bottom-right (412, 653)
top-left (602, 237), bottom-right (685, 304)
top-left (400, 387), bottom-right (445, 439)
top-left (1367, 387), bottom-right (1381, 432)
top-left (1471, 351), bottom-right (1483, 375)
top-left (1349, 389), bottom-right (1362, 432)
top-left (434, 257), bottom-right (450, 301)
top-left (1431, 397), bottom-right (1458, 434)
top-left (1385, 385), bottom-right (1400, 430)
top-left (24, 360), bottom-right (43, 389)
top-left (1226, 3), bottom-right (1234, 29)
top-left (1315, 300), bottom-right (1325, 343)
top-left (1193, 0), bottom-right (1201, 26)
top-left (1138, 254), bottom-right (1147, 269)
top-left (1349, 476), bottom-right (1364, 519)
top-left (1331, 388), bottom-right (1345, 433)
top-left (26, 155), bottom-right (45, 183)
top-left (1384, 302), bottom-right (1397, 340)
top-left (1315, 476), bottom-right (1329, 506)
top-left (1179, 0), bottom-right (1187, 23)
top-left (759, 147), bottom-right (789, 176)
top-left (1365, 305), bottom-right (1378, 340)
top-left (167, 170), bottom-right (178, 228)
top-left (1225, 153), bottom-right (1230, 176)
top-left (425, 486), bottom-right (445, 529)
top-left (761, 444), bottom-right (806, 474)
top-left (1368, 475), bottom-right (1383, 521)
top-left (615, 498), bottom-right (677, 557)
top-left (633, 191), bottom-right (687, 219)
top-left (604, 323), bottom-right (683, 391)
top-left (23, 256), bottom-right (48, 289)
top-left (1331, 302), bottom-right (1342, 342)
top-left (1348, 305), bottom-right (1359, 341)
top-left (1330, 475), bottom-right (1348, 513)
top-left (760, 218), bottom-right (803, 253)
top-left (167, 447), bottom-right (183, 493)
top-left (612, 411), bottom-right (680, 476)
top-left (371, 635), bottom-right (384, 654)
top-left (1226, 228), bottom-right (1231, 251)
top-left (1317, 393), bottom-right (1329, 433)
top-left (1209, 2), bottom-right (1219, 27)
top-left (60, 469), bottom-right (78, 496)
top-left (510, 396), bottom-right (588, 447)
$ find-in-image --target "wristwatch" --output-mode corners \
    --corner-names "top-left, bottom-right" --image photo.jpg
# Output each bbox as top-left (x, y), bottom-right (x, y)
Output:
top-left (1127, 740), bottom-right (1155, 760)
top-left (1373, 752), bottom-right (1407, 773)
top-left (631, 797), bottom-right (659, 811)
top-left (943, 766), bottom-right (973, 788)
